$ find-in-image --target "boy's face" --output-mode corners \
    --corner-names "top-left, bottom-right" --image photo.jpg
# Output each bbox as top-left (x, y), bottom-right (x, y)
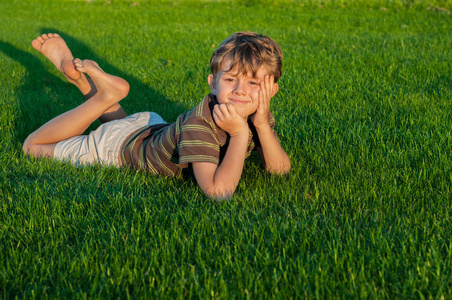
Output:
top-left (208, 60), bottom-right (279, 119)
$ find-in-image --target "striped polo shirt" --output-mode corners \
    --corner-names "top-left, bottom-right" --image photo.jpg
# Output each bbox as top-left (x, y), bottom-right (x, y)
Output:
top-left (119, 94), bottom-right (276, 177)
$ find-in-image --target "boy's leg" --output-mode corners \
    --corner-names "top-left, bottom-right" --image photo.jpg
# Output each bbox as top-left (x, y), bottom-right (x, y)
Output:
top-left (31, 33), bottom-right (127, 123)
top-left (23, 59), bottom-right (130, 158)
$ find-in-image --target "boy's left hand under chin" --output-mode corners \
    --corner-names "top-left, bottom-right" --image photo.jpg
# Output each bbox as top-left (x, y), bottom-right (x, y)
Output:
top-left (252, 75), bottom-right (276, 129)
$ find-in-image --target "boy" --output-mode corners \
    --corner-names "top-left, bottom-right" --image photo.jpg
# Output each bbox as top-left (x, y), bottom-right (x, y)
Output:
top-left (23, 32), bottom-right (291, 199)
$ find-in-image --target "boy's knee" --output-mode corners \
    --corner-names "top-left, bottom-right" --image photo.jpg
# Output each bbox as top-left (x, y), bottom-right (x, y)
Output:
top-left (22, 135), bottom-right (42, 157)
top-left (22, 137), bottom-right (56, 159)
top-left (22, 136), bottom-right (34, 156)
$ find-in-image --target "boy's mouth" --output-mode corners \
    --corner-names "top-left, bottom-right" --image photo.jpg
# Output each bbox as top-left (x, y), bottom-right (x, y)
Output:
top-left (228, 98), bottom-right (249, 105)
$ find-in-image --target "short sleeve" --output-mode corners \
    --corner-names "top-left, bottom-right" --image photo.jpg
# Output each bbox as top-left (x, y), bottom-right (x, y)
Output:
top-left (178, 116), bottom-right (223, 167)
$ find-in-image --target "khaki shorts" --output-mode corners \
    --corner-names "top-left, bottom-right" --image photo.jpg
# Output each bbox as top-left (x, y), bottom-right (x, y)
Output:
top-left (53, 112), bottom-right (166, 167)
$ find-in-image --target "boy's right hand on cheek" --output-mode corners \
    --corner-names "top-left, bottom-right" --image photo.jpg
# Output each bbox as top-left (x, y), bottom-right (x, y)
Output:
top-left (213, 104), bottom-right (248, 137)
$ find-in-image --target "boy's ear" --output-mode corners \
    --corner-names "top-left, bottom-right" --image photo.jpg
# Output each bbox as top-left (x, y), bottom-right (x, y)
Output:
top-left (271, 83), bottom-right (279, 98)
top-left (208, 74), bottom-right (217, 95)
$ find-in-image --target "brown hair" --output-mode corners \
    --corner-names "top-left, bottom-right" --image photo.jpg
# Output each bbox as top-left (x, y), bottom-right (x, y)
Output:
top-left (210, 31), bottom-right (283, 83)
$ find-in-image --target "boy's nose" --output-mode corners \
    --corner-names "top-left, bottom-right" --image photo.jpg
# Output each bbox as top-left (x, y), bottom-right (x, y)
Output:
top-left (233, 81), bottom-right (246, 95)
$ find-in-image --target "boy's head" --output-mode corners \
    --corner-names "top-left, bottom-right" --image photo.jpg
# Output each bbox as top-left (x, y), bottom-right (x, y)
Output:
top-left (210, 31), bottom-right (283, 83)
top-left (208, 32), bottom-right (283, 119)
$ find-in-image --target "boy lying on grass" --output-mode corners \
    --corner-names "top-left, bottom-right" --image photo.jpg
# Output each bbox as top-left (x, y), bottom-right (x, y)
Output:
top-left (23, 31), bottom-right (291, 199)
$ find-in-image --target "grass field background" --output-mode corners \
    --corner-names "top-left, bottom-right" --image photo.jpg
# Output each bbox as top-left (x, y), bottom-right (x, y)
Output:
top-left (1, 0), bottom-right (452, 298)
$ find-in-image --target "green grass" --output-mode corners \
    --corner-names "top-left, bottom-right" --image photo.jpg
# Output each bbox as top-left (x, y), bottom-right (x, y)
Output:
top-left (1, 0), bottom-right (452, 298)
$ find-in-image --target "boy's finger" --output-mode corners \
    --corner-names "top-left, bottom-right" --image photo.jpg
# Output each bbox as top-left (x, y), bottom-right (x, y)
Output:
top-left (226, 103), bottom-right (237, 115)
top-left (258, 89), bottom-right (265, 108)
top-left (260, 80), bottom-right (268, 100)
top-left (269, 75), bottom-right (275, 94)
top-left (213, 104), bottom-right (224, 119)
top-left (216, 104), bottom-right (234, 119)
top-left (220, 103), bottom-right (231, 115)
top-left (260, 80), bottom-right (270, 104)
top-left (265, 75), bottom-right (274, 95)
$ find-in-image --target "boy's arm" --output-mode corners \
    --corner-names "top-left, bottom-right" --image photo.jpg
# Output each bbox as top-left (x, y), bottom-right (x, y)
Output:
top-left (254, 125), bottom-right (291, 174)
top-left (253, 75), bottom-right (291, 174)
top-left (192, 103), bottom-right (249, 200)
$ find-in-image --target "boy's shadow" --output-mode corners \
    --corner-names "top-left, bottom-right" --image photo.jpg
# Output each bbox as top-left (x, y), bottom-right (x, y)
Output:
top-left (0, 28), bottom-right (187, 145)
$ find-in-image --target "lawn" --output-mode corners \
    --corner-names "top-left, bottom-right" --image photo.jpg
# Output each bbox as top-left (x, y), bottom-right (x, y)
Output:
top-left (1, 0), bottom-right (452, 298)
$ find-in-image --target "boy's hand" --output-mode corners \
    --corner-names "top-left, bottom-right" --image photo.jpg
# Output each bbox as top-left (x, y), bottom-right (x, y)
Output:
top-left (252, 75), bottom-right (275, 129)
top-left (213, 103), bottom-right (248, 136)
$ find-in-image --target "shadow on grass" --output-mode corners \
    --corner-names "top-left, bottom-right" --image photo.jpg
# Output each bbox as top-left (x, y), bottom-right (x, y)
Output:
top-left (0, 28), bottom-right (186, 145)
top-left (0, 39), bottom-right (63, 144)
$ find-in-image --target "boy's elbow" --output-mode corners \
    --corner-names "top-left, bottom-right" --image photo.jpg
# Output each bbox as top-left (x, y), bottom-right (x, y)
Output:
top-left (202, 186), bottom-right (235, 201)
top-left (266, 161), bottom-right (291, 175)
top-left (281, 161), bottom-right (291, 174)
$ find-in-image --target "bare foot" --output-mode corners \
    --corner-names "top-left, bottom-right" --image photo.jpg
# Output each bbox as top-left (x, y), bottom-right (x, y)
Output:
top-left (31, 33), bottom-right (90, 92)
top-left (74, 59), bottom-right (129, 105)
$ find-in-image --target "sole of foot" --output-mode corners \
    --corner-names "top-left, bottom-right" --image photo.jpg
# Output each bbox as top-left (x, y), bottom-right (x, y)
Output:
top-left (31, 33), bottom-right (81, 83)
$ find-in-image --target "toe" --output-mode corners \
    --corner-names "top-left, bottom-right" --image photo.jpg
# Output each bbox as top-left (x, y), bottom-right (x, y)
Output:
top-left (41, 34), bottom-right (49, 40)
top-left (31, 39), bottom-right (42, 50)
top-left (37, 36), bottom-right (44, 43)
top-left (74, 59), bottom-right (84, 70)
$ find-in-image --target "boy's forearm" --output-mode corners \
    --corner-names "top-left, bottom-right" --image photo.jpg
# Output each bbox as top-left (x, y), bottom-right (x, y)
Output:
top-left (194, 132), bottom-right (249, 199)
top-left (210, 133), bottom-right (249, 198)
top-left (256, 125), bottom-right (291, 174)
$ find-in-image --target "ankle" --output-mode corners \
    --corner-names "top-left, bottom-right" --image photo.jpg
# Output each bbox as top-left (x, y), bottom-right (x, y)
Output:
top-left (83, 75), bottom-right (98, 99)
